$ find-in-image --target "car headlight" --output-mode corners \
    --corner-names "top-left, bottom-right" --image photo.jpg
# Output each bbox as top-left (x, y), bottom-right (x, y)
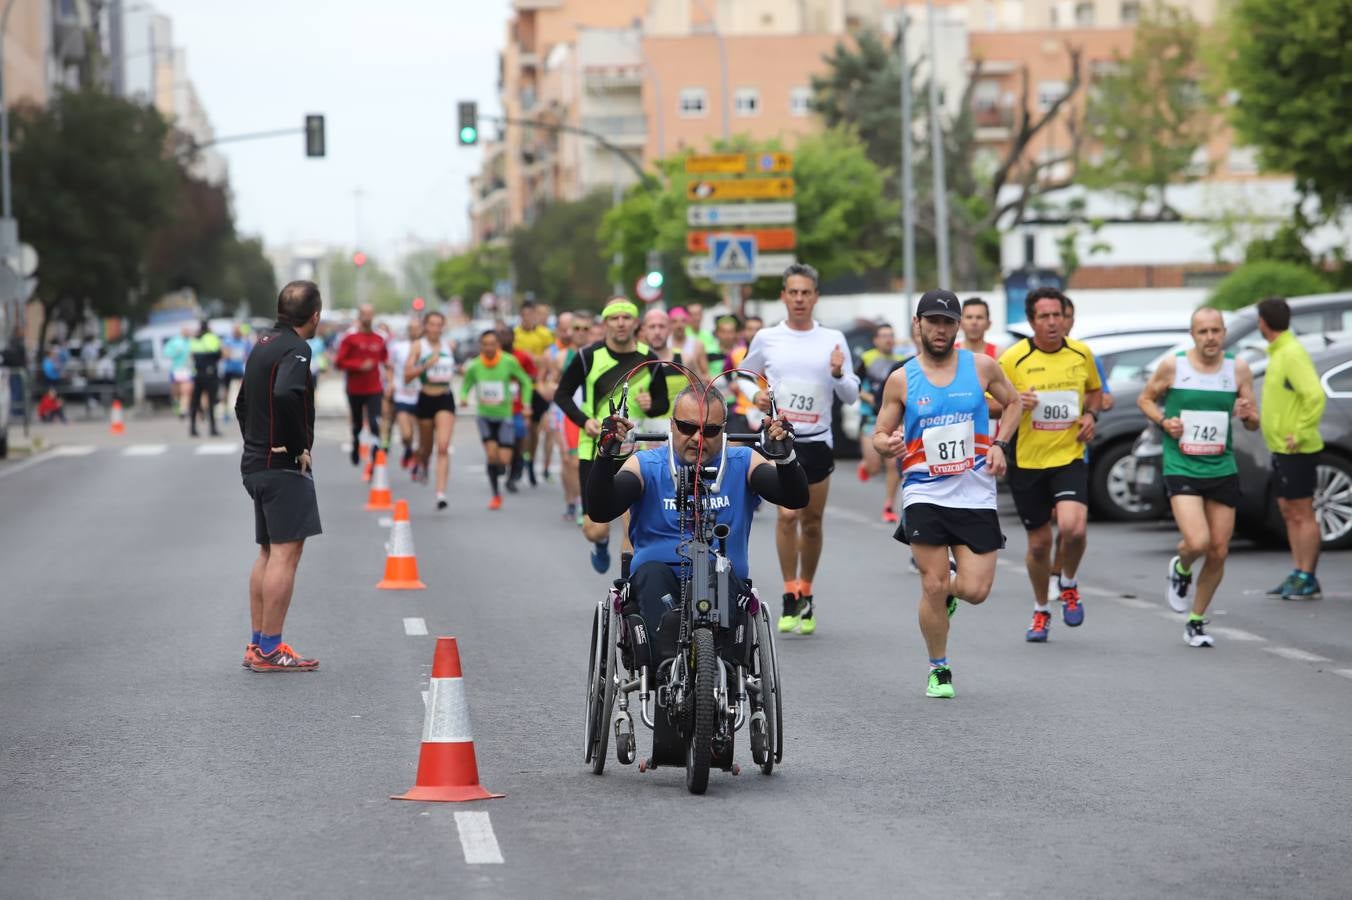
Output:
top-left (1132, 427), bottom-right (1163, 458)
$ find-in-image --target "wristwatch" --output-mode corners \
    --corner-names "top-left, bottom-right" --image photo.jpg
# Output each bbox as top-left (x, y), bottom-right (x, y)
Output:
top-left (992, 439), bottom-right (1012, 455)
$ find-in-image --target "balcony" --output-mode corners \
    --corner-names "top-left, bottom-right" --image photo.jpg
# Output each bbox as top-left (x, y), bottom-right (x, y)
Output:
top-left (584, 68), bottom-right (643, 92)
top-left (973, 103), bottom-right (1014, 142)
top-left (581, 115), bottom-right (647, 148)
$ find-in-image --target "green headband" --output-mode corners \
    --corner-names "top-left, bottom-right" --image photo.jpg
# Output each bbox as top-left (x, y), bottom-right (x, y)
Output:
top-left (602, 300), bottom-right (639, 319)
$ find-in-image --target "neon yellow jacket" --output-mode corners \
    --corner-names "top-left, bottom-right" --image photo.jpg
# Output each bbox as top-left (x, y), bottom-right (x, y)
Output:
top-left (1260, 331), bottom-right (1325, 454)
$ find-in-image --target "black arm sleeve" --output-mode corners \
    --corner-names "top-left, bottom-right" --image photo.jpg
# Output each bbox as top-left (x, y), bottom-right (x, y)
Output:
top-left (750, 459), bottom-right (810, 510)
top-left (646, 350), bottom-right (670, 417)
top-left (554, 349), bottom-right (589, 428)
top-left (272, 355), bottom-right (311, 457)
top-left (585, 457), bottom-right (643, 523)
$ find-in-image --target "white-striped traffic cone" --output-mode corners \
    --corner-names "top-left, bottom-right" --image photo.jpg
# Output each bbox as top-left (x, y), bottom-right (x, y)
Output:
top-left (376, 499), bottom-right (425, 590)
top-left (365, 449), bottom-right (393, 511)
top-left (392, 637), bottom-right (504, 803)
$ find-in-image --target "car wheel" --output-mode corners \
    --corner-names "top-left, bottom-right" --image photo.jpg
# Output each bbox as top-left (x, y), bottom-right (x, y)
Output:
top-left (1090, 439), bottom-right (1163, 521)
top-left (1314, 453), bottom-right (1352, 551)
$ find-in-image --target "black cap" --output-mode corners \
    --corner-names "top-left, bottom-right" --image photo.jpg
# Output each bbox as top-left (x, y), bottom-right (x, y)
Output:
top-left (916, 289), bottom-right (962, 321)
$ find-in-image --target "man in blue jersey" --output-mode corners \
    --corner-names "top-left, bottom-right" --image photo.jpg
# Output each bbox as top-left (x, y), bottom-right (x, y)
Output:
top-left (585, 385), bottom-right (809, 643)
top-left (873, 290), bottom-right (1023, 698)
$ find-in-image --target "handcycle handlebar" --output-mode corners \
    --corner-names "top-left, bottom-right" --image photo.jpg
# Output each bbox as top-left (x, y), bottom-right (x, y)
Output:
top-left (629, 432), bottom-right (764, 444)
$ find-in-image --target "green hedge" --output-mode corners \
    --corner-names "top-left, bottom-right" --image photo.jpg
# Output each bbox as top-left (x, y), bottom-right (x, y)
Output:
top-left (1208, 261), bottom-right (1332, 311)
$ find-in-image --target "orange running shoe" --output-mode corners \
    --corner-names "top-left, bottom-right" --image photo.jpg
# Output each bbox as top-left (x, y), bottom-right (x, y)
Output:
top-left (242, 644), bottom-right (258, 668)
top-left (488, 495), bottom-right (503, 510)
top-left (857, 462), bottom-right (870, 482)
top-left (882, 505), bottom-right (899, 524)
top-left (250, 643), bottom-right (319, 673)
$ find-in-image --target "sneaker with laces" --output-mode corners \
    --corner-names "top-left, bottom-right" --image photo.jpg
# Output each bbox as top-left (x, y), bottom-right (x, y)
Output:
top-left (1266, 571), bottom-right (1299, 596)
top-left (436, 494), bottom-right (448, 510)
top-left (1166, 555), bottom-right (1193, 613)
top-left (242, 644), bottom-right (259, 668)
top-left (488, 495), bottom-right (502, 510)
top-left (1281, 575), bottom-right (1322, 601)
top-left (250, 643), bottom-right (319, 672)
top-left (797, 596), bottom-right (816, 635)
top-left (1026, 609), bottom-right (1051, 642)
top-left (857, 462), bottom-right (870, 482)
top-left (1060, 586), bottom-right (1085, 627)
top-left (926, 666), bottom-right (955, 699)
top-left (882, 505), bottom-right (899, 524)
top-left (777, 593), bottom-right (801, 633)
top-left (1184, 618), bottom-right (1214, 647)
top-left (590, 542), bottom-right (611, 574)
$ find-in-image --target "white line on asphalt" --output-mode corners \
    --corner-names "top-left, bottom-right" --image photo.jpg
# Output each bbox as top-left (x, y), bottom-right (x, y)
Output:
top-left (403, 617), bottom-right (428, 636)
top-left (194, 442), bottom-right (238, 455)
top-left (122, 444), bottom-right (168, 456)
top-left (0, 453), bottom-right (56, 480)
top-left (1077, 585), bottom-right (1117, 599)
top-left (1112, 597), bottom-right (1158, 610)
top-left (1264, 646), bottom-right (1331, 664)
top-left (1154, 610), bottom-right (1181, 621)
top-left (52, 445), bottom-right (97, 456)
top-left (377, 517), bottom-right (393, 528)
top-left (1208, 626), bottom-right (1267, 642)
top-left (455, 811), bottom-right (505, 865)
top-left (1332, 669), bottom-right (1352, 681)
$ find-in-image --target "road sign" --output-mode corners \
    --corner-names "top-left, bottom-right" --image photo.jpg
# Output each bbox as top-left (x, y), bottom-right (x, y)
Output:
top-left (687, 252), bottom-right (796, 280)
top-left (635, 275), bottom-right (662, 303)
top-left (686, 178), bottom-right (795, 202)
top-left (687, 228), bottom-right (796, 253)
top-left (707, 234), bottom-right (758, 284)
top-left (686, 202), bottom-right (796, 227)
top-left (685, 152), bottom-right (793, 175)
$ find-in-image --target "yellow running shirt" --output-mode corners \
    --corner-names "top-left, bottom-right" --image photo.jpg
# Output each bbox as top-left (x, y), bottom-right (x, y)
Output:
top-left (998, 336), bottom-right (1102, 470)
top-left (514, 325), bottom-right (555, 358)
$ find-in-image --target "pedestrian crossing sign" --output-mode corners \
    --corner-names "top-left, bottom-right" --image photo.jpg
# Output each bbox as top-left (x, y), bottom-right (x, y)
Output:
top-left (708, 234), bottom-right (758, 284)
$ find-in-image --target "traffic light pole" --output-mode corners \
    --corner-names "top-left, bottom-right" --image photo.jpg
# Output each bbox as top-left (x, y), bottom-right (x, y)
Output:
top-left (480, 114), bottom-right (659, 190)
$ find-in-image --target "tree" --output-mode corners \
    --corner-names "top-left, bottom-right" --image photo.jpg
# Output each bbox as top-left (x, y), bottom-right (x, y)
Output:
top-left (432, 244), bottom-right (507, 307)
top-left (1222, 0), bottom-right (1352, 214)
top-left (215, 237), bottom-right (278, 317)
top-left (510, 192), bottom-right (612, 309)
top-left (1081, 5), bottom-right (1211, 218)
top-left (324, 251), bottom-right (404, 313)
top-left (11, 88), bottom-right (178, 343)
top-left (599, 129), bottom-right (896, 298)
top-left (1207, 261), bottom-right (1331, 311)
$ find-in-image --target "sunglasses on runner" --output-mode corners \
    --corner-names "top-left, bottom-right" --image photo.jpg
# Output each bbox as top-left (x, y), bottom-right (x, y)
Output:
top-left (673, 419), bottom-right (723, 438)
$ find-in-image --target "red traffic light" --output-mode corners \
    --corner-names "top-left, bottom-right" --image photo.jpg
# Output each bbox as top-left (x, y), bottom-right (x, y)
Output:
top-left (353, 251), bottom-right (367, 267)
top-left (412, 297), bottom-right (426, 311)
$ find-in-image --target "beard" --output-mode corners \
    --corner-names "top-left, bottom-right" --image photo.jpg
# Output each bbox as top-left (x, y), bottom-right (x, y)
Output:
top-left (922, 334), bottom-right (955, 359)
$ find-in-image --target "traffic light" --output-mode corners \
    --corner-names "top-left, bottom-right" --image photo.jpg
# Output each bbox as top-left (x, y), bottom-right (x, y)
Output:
top-left (353, 251), bottom-right (367, 267)
top-left (645, 249), bottom-right (664, 289)
top-left (457, 101), bottom-right (478, 146)
top-left (305, 114), bottom-right (325, 157)
top-left (411, 296), bottom-right (426, 312)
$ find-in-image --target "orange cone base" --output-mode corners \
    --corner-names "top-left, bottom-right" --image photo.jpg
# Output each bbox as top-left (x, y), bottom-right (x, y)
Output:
top-left (376, 577), bottom-right (427, 590)
top-left (391, 785), bottom-right (504, 803)
top-left (365, 497), bottom-right (394, 511)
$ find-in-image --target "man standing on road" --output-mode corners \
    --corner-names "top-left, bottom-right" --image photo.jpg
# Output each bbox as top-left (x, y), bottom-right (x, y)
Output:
top-left (1257, 296), bottom-right (1328, 600)
top-left (1138, 307), bottom-right (1260, 646)
top-left (554, 298), bottom-right (669, 573)
top-left (873, 290), bottom-right (1021, 697)
top-left (998, 287), bottom-right (1103, 643)
top-left (957, 297), bottom-right (999, 358)
top-left (236, 281), bottom-right (323, 673)
top-left (334, 304), bottom-right (387, 466)
top-left (189, 319), bottom-right (222, 438)
top-left (741, 263), bottom-right (861, 636)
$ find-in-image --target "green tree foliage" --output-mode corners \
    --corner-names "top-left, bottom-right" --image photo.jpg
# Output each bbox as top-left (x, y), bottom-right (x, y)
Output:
top-left (432, 244), bottom-right (508, 306)
top-left (1244, 221), bottom-right (1315, 269)
top-left (1222, 0), bottom-right (1352, 213)
top-left (11, 89), bottom-right (178, 338)
top-left (1208, 260), bottom-right (1331, 311)
top-left (216, 237), bottom-right (279, 317)
top-left (600, 129), bottom-right (895, 298)
top-left (510, 192), bottom-right (612, 309)
top-left (1081, 5), bottom-right (1211, 218)
top-left (324, 251), bottom-right (404, 314)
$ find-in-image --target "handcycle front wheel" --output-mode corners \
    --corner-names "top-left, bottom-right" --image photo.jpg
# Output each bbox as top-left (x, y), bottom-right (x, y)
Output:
top-left (685, 627), bottom-right (717, 795)
top-left (584, 600), bottom-right (619, 773)
top-left (755, 603), bottom-right (784, 769)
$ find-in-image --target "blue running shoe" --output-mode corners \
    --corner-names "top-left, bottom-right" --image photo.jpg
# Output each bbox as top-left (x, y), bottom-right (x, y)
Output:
top-left (1060, 586), bottom-right (1085, 627)
top-left (1281, 574), bottom-right (1322, 601)
top-left (1026, 609), bottom-right (1051, 642)
top-left (590, 541), bottom-right (611, 574)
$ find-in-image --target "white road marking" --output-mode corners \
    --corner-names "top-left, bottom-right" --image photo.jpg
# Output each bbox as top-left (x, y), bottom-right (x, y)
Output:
top-left (1264, 646), bottom-right (1331, 664)
top-left (0, 454), bottom-right (56, 480)
top-left (403, 617), bottom-right (428, 636)
top-left (194, 442), bottom-right (238, 455)
top-left (1076, 585), bottom-right (1116, 599)
top-left (377, 517), bottom-right (393, 528)
top-left (1208, 626), bottom-right (1266, 642)
top-left (1332, 669), bottom-right (1352, 681)
top-left (455, 811), bottom-right (505, 865)
top-left (122, 444), bottom-right (167, 456)
top-left (1112, 596), bottom-right (1157, 610)
top-left (52, 445), bottom-right (96, 456)
top-left (1155, 610), bottom-right (1181, 621)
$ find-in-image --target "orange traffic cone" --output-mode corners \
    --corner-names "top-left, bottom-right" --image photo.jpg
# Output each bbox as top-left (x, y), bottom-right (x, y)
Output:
top-left (365, 449), bottom-right (394, 511)
top-left (392, 637), bottom-right (504, 803)
top-left (109, 399), bottom-right (126, 436)
top-left (377, 499), bottom-right (426, 590)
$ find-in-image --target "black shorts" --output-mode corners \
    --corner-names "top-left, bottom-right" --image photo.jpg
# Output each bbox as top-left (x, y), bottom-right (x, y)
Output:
top-left (530, 391), bottom-right (549, 424)
top-left (243, 469), bottom-right (322, 546)
top-left (1009, 459), bottom-right (1088, 530)
top-left (579, 458), bottom-right (594, 516)
top-left (347, 392), bottom-right (381, 428)
top-left (894, 503), bottom-right (1005, 554)
top-left (1272, 452), bottom-right (1318, 500)
top-left (796, 440), bottom-right (835, 485)
top-left (416, 391), bottom-right (456, 420)
top-left (1165, 474), bottom-right (1241, 508)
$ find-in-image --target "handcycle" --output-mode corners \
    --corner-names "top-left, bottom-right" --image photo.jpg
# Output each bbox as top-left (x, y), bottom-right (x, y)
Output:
top-left (583, 378), bottom-right (789, 794)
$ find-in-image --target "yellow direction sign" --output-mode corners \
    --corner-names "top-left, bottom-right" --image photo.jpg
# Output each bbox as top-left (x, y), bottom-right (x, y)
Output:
top-left (685, 152), bottom-right (794, 175)
top-left (686, 177), bottom-right (795, 201)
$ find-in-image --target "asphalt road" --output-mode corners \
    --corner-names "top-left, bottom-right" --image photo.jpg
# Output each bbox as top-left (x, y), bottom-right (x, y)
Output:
top-left (2, 418), bottom-right (1351, 899)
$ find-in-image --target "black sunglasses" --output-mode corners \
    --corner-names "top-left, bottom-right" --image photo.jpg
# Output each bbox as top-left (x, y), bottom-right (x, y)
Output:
top-left (673, 419), bottom-right (723, 438)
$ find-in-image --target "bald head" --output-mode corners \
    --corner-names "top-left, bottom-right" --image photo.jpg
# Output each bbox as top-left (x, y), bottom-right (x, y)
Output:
top-left (1190, 305), bottom-right (1226, 361)
top-left (642, 308), bottom-right (671, 350)
top-left (1191, 306), bottom-right (1223, 330)
top-left (357, 304), bottom-right (375, 331)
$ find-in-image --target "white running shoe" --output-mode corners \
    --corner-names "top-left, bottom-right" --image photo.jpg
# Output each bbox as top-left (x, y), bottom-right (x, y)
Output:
top-left (1184, 618), bottom-right (1214, 647)
top-left (1166, 555), bottom-right (1193, 614)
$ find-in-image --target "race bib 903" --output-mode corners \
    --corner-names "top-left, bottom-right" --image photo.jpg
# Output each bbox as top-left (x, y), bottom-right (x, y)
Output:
top-left (1031, 390), bottom-right (1079, 431)
top-left (922, 420), bottom-right (976, 476)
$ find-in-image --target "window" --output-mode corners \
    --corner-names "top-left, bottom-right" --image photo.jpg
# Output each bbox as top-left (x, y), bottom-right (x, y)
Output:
top-left (734, 87), bottom-right (760, 117)
top-left (1120, 1), bottom-right (1141, 23)
top-left (789, 86), bottom-right (812, 117)
top-left (1075, 2), bottom-right (1095, 26)
top-left (1324, 361), bottom-right (1352, 396)
top-left (1290, 311), bottom-right (1326, 336)
top-left (1037, 80), bottom-right (1068, 112)
top-left (1105, 346), bottom-right (1175, 383)
top-left (678, 88), bottom-right (707, 118)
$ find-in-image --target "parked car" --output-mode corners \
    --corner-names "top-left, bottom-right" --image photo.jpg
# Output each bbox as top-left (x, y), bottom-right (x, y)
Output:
top-left (1131, 341), bottom-right (1352, 550)
top-left (1083, 292), bottom-right (1352, 521)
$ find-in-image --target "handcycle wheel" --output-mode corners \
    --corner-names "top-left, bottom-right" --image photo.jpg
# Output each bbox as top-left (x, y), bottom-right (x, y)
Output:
top-left (584, 600), bottom-right (618, 772)
top-left (685, 627), bottom-right (716, 795)
top-left (591, 605), bottom-right (620, 775)
top-left (758, 604), bottom-right (784, 766)
top-left (751, 605), bottom-right (779, 775)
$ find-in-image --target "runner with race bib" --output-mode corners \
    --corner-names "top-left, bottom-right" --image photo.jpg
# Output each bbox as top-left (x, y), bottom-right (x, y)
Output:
top-left (462, 329), bottom-right (534, 510)
top-left (405, 311), bottom-right (458, 510)
top-left (873, 289), bottom-right (1022, 697)
top-left (740, 263), bottom-right (861, 636)
top-left (1137, 307), bottom-right (1260, 647)
top-left (997, 287), bottom-right (1103, 643)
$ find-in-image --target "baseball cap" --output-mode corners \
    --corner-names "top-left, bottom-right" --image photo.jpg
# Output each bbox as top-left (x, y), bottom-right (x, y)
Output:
top-left (915, 289), bottom-right (962, 321)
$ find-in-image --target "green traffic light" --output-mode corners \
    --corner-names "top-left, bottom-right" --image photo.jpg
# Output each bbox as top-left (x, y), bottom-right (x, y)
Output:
top-left (645, 271), bottom-right (664, 288)
top-left (459, 126), bottom-right (478, 145)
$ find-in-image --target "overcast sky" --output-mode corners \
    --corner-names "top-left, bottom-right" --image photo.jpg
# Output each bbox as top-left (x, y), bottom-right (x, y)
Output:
top-left (142, 0), bottom-right (509, 261)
